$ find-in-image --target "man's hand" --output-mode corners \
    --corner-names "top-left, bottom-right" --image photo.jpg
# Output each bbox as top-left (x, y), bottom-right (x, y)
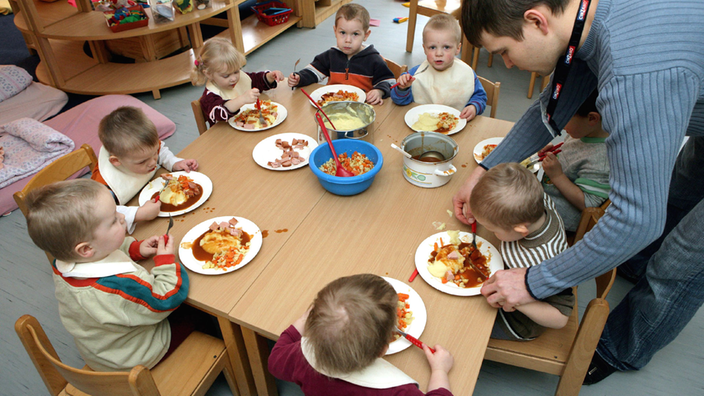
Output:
top-left (452, 166), bottom-right (486, 224)
top-left (172, 159), bottom-right (199, 172)
top-left (480, 267), bottom-right (536, 311)
top-left (365, 89), bottom-right (384, 105)
top-left (459, 104), bottom-right (477, 120)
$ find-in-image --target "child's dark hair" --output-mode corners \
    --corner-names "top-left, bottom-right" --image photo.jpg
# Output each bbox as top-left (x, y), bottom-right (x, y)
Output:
top-left (574, 89), bottom-right (599, 117)
top-left (305, 274), bottom-right (397, 375)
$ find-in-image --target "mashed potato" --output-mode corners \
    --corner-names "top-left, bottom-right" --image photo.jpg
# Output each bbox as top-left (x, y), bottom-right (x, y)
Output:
top-left (412, 113), bottom-right (441, 132)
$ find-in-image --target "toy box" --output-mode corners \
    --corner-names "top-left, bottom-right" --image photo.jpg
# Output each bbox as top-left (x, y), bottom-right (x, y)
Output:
top-left (104, 5), bottom-right (149, 32)
top-left (252, 1), bottom-right (292, 26)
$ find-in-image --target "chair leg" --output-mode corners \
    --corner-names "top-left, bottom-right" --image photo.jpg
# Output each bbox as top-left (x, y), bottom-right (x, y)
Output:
top-left (487, 53), bottom-right (493, 68)
top-left (528, 72), bottom-right (538, 99)
top-left (406, 1), bottom-right (418, 52)
top-left (472, 47), bottom-right (480, 71)
top-left (554, 300), bottom-right (610, 396)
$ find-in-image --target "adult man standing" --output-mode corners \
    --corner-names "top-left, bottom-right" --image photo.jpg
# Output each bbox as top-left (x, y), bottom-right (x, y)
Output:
top-left (454, 0), bottom-right (704, 384)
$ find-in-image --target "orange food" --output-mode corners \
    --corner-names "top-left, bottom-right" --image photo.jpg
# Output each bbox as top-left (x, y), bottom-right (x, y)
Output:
top-left (317, 90), bottom-right (359, 106)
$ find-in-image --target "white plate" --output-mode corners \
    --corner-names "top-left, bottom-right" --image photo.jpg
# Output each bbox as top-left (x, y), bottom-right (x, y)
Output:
top-left (414, 231), bottom-right (504, 296)
top-left (252, 133), bottom-right (319, 171)
top-left (404, 104), bottom-right (467, 135)
top-left (138, 171), bottom-right (213, 217)
top-left (473, 137), bottom-right (504, 164)
top-left (228, 102), bottom-right (288, 132)
top-left (383, 277), bottom-right (428, 355)
top-left (309, 84), bottom-right (366, 107)
top-left (178, 216), bottom-right (263, 275)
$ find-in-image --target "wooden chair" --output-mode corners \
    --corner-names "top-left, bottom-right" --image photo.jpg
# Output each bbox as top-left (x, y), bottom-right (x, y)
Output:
top-left (484, 200), bottom-right (615, 396)
top-left (528, 72), bottom-right (551, 99)
top-left (478, 76), bottom-right (501, 119)
top-left (384, 58), bottom-right (408, 79)
top-left (191, 99), bottom-right (208, 135)
top-left (405, 0), bottom-right (479, 69)
top-left (13, 144), bottom-right (99, 264)
top-left (15, 314), bottom-right (239, 396)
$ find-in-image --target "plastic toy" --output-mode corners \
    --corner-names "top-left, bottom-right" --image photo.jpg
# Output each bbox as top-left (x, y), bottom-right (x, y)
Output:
top-left (393, 17), bottom-right (408, 23)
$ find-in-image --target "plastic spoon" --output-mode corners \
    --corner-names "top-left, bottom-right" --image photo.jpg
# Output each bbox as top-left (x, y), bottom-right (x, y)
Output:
top-left (390, 143), bottom-right (412, 159)
top-left (395, 327), bottom-right (435, 353)
top-left (315, 113), bottom-right (354, 177)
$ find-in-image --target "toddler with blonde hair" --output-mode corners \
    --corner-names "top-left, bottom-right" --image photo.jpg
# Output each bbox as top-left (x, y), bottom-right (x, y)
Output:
top-left (192, 37), bottom-right (284, 126)
top-left (269, 273), bottom-right (455, 395)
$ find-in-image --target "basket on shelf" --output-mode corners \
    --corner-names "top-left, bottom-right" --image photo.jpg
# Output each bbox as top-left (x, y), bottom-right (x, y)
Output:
top-left (104, 5), bottom-right (149, 33)
top-left (252, 1), bottom-right (293, 26)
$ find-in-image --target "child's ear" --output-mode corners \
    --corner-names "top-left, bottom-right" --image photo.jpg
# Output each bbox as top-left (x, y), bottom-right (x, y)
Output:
top-left (513, 224), bottom-right (530, 236)
top-left (364, 29), bottom-right (371, 41)
top-left (108, 155), bottom-right (122, 167)
top-left (379, 344), bottom-right (389, 357)
top-left (75, 242), bottom-right (95, 259)
top-left (587, 111), bottom-right (601, 126)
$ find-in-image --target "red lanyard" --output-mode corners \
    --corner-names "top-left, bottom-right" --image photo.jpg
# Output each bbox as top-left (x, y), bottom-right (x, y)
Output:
top-left (544, 0), bottom-right (592, 135)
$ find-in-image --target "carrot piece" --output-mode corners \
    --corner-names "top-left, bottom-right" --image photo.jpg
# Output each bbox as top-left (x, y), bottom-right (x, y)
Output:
top-left (398, 293), bottom-right (410, 301)
top-left (441, 278), bottom-right (448, 284)
top-left (234, 254), bottom-right (244, 265)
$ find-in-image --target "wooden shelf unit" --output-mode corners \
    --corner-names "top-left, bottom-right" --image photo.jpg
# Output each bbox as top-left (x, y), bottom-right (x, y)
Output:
top-left (13, 0), bottom-right (301, 99)
top-left (299, 0), bottom-right (352, 28)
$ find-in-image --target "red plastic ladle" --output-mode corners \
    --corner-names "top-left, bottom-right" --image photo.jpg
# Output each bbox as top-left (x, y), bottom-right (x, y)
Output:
top-left (315, 113), bottom-right (354, 177)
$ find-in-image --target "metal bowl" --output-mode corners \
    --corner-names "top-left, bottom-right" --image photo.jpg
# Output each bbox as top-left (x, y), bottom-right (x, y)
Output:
top-left (315, 101), bottom-right (376, 142)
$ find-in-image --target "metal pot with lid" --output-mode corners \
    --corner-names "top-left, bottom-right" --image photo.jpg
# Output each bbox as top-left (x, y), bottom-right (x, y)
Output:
top-left (400, 131), bottom-right (458, 188)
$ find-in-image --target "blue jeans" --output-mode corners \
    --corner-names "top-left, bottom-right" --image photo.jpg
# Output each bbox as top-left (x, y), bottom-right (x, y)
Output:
top-left (597, 136), bottom-right (704, 371)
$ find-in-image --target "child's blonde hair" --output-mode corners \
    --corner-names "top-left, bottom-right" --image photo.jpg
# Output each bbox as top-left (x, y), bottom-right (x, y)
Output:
top-left (191, 38), bottom-right (246, 86)
top-left (335, 3), bottom-right (370, 31)
top-left (99, 106), bottom-right (159, 158)
top-left (26, 179), bottom-right (106, 261)
top-left (423, 13), bottom-right (462, 44)
top-left (470, 163), bottom-right (544, 229)
top-left (305, 274), bottom-right (396, 375)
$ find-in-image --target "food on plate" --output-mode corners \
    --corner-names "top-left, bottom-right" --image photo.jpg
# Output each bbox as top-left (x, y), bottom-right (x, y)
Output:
top-left (427, 231), bottom-right (491, 288)
top-left (182, 218), bottom-right (252, 270)
top-left (153, 174), bottom-right (202, 211)
top-left (232, 100), bottom-right (278, 129)
top-left (476, 144), bottom-right (498, 162)
top-left (392, 292), bottom-right (414, 341)
top-left (268, 138), bottom-right (309, 168)
top-left (319, 151), bottom-right (374, 176)
top-left (323, 112), bottom-right (367, 131)
top-left (317, 90), bottom-right (359, 106)
top-left (412, 112), bottom-right (459, 133)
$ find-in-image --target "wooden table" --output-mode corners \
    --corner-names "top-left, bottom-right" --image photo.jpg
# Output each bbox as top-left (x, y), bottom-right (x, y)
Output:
top-left (227, 101), bottom-right (515, 394)
top-left (133, 83), bottom-right (513, 395)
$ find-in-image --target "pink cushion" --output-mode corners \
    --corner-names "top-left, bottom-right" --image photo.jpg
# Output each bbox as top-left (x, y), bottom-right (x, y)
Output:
top-left (0, 95), bottom-right (176, 215)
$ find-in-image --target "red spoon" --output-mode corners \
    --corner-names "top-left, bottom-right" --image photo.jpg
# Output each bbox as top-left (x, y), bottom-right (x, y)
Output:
top-left (315, 113), bottom-right (354, 177)
top-left (301, 88), bottom-right (337, 130)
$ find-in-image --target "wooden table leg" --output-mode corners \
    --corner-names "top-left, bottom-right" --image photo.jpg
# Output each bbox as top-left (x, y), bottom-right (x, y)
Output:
top-left (241, 327), bottom-right (278, 396)
top-left (217, 316), bottom-right (257, 396)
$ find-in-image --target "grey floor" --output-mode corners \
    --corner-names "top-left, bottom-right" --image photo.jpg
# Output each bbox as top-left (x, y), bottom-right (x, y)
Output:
top-left (2, 1), bottom-right (702, 395)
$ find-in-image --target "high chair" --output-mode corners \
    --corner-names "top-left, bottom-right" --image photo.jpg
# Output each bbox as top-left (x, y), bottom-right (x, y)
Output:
top-left (191, 99), bottom-right (209, 135)
top-left (405, 0), bottom-right (479, 69)
top-left (13, 144), bottom-right (99, 264)
top-left (384, 58), bottom-right (409, 79)
top-left (15, 314), bottom-right (239, 396)
top-left (484, 200), bottom-right (615, 396)
top-left (477, 76), bottom-right (501, 118)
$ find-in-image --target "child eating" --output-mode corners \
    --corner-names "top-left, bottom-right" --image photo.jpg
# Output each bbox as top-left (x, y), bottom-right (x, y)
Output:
top-left (287, 4), bottom-right (396, 105)
top-left (25, 179), bottom-right (188, 371)
top-left (391, 14), bottom-right (487, 121)
top-left (192, 37), bottom-right (284, 126)
top-left (91, 106), bottom-right (198, 233)
top-left (269, 273), bottom-right (455, 395)
top-left (470, 163), bottom-right (574, 340)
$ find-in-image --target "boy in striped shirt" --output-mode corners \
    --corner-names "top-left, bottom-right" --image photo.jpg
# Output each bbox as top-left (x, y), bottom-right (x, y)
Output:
top-left (470, 163), bottom-right (573, 340)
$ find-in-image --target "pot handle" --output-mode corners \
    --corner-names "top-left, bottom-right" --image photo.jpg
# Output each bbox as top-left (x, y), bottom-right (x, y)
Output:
top-left (434, 165), bottom-right (457, 177)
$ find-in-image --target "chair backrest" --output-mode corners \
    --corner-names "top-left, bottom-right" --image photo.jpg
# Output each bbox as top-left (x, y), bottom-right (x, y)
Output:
top-left (191, 99), bottom-right (208, 135)
top-left (384, 58), bottom-right (408, 80)
top-left (572, 199), bottom-right (615, 299)
top-left (13, 143), bottom-right (98, 263)
top-left (15, 315), bottom-right (161, 396)
top-left (477, 76), bottom-right (500, 118)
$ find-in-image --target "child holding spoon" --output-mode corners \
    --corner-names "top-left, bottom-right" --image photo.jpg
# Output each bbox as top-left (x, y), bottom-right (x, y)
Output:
top-left (391, 14), bottom-right (486, 121)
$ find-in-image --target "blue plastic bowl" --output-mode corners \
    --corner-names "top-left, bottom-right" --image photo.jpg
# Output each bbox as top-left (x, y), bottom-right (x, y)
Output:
top-left (309, 139), bottom-right (384, 196)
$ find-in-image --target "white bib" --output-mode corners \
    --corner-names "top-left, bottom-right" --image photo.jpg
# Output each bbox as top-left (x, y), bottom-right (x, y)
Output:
top-left (412, 59), bottom-right (476, 111)
top-left (205, 72), bottom-right (253, 100)
top-left (56, 249), bottom-right (137, 279)
top-left (300, 337), bottom-right (419, 389)
top-left (98, 146), bottom-right (155, 205)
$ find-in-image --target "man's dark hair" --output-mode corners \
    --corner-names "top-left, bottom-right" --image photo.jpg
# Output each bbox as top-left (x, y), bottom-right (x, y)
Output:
top-left (461, 0), bottom-right (569, 46)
